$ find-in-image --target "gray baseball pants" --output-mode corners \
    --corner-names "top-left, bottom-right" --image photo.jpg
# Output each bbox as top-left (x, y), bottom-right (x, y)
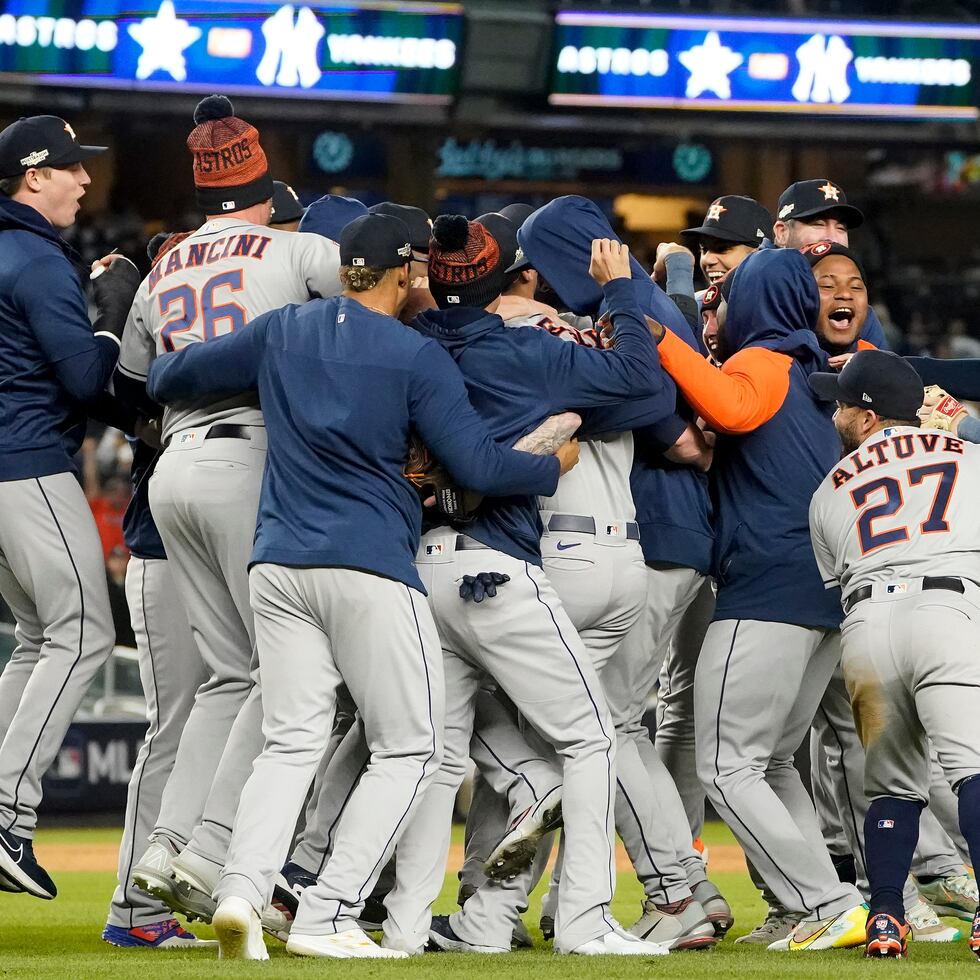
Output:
top-left (147, 428), bottom-right (264, 848)
top-left (383, 534), bottom-right (617, 955)
top-left (108, 556), bottom-right (206, 927)
top-left (695, 619), bottom-right (864, 919)
top-left (0, 473), bottom-right (115, 836)
top-left (215, 564), bottom-right (443, 937)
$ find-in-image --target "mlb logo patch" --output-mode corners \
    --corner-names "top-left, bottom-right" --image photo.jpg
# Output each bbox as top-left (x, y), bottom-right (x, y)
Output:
top-left (606, 524), bottom-right (621, 535)
top-left (425, 543), bottom-right (444, 556)
top-left (877, 819), bottom-right (895, 829)
top-left (179, 432), bottom-right (198, 444)
top-left (886, 583), bottom-right (908, 594)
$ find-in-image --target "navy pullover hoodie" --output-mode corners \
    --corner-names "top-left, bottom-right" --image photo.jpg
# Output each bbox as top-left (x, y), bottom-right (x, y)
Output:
top-left (519, 196), bottom-right (714, 572)
top-left (0, 196), bottom-right (119, 480)
top-left (658, 247), bottom-right (843, 628)
top-left (412, 277), bottom-right (668, 564)
top-left (147, 295), bottom-right (560, 593)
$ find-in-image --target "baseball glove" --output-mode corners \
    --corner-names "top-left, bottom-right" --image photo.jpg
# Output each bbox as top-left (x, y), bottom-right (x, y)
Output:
top-left (919, 385), bottom-right (968, 432)
top-left (404, 434), bottom-right (483, 524)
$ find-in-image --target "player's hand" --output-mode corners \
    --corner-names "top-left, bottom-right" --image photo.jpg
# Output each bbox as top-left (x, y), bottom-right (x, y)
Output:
top-left (827, 353), bottom-right (854, 371)
top-left (652, 242), bottom-right (693, 286)
top-left (919, 385), bottom-right (968, 433)
top-left (555, 438), bottom-right (580, 475)
top-left (459, 572), bottom-right (510, 603)
top-left (134, 417), bottom-right (162, 449)
top-left (589, 239), bottom-right (631, 286)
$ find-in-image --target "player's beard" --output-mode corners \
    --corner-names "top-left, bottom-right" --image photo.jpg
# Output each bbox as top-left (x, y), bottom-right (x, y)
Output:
top-left (836, 415), bottom-right (864, 455)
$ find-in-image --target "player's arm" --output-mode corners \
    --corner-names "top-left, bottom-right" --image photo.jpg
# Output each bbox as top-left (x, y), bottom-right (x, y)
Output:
top-left (409, 342), bottom-right (561, 498)
top-left (657, 329), bottom-right (792, 435)
top-left (114, 299), bottom-right (163, 419)
top-left (147, 310), bottom-right (274, 403)
top-left (544, 277), bottom-right (666, 408)
top-left (300, 235), bottom-right (343, 298)
top-left (15, 254), bottom-right (124, 403)
top-left (906, 357), bottom-right (980, 401)
top-left (576, 377), bottom-right (679, 439)
top-left (808, 493), bottom-right (840, 590)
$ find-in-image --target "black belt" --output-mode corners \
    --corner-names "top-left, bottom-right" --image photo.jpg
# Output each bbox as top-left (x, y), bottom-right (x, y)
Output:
top-left (844, 576), bottom-right (965, 614)
top-left (205, 424), bottom-right (255, 441)
top-left (547, 514), bottom-right (640, 540)
top-left (455, 535), bottom-right (488, 551)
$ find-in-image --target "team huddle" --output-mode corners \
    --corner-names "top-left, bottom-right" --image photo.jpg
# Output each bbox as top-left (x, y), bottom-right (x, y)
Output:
top-left (1, 93), bottom-right (980, 962)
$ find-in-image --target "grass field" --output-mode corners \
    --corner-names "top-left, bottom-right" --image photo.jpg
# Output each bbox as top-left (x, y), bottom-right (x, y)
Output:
top-left (1, 822), bottom-right (978, 978)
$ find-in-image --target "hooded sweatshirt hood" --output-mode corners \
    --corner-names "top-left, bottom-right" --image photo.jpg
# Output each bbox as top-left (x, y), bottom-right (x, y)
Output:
top-left (517, 195), bottom-right (694, 344)
top-left (724, 247), bottom-right (823, 364)
top-left (412, 306), bottom-right (503, 358)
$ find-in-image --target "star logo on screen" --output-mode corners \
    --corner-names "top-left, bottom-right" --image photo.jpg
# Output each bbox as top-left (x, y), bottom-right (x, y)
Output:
top-left (678, 32), bottom-right (743, 100)
top-left (127, 0), bottom-right (202, 82)
top-left (819, 181), bottom-right (841, 201)
top-left (706, 201), bottom-right (727, 221)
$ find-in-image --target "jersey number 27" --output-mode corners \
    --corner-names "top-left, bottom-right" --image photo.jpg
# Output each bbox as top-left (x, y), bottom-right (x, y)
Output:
top-left (158, 270), bottom-right (247, 352)
top-left (849, 462), bottom-right (958, 555)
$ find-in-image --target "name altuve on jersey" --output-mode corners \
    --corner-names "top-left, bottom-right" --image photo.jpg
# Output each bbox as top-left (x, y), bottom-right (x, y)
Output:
top-left (830, 430), bottom-right (964, 490)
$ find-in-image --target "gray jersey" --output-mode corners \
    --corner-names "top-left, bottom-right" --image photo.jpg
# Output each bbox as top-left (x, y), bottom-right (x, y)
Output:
top-left (118, 218), bottom-right (340, 441)
top-left (500, 301), bottom-right (635, 521)
top-left (810, 425), bottom-right (980, 602)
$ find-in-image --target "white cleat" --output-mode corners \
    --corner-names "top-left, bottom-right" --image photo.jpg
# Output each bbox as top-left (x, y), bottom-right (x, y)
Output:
top-left (564, 925), bottom-right (670, 956)
top-left (131, 838), bottom-right (181, 908)
top-left (287, 926), bottom-right (409, 959)
top-left (213, 897), bottom-right (269, 960)
top-left (906, 898), bottom-right (962, 942)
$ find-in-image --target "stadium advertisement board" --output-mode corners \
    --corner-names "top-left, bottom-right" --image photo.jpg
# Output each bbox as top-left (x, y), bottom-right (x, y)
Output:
top-left (551, 11), bottom-right (980, 120)
top-left (0, 0), bottom-right (462, 102)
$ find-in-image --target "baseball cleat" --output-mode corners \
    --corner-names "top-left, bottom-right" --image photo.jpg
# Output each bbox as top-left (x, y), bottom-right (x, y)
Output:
top-left (735, 908), bottom-right (797, 945)
top-left (692, 879), bottom-right (734, 937)
top-left (102, 918), bottom-right (216, 949)
top-left (484, 785), bottom-right (562, 880)
top-left (969, 905), bottom-right (980, 960)
top-left (287, 926), bottom-right (408, 959)
top-left (769, 902), bottom-right (868, 951)
top-left (540, 913), bottom-right (555, 941)
top-left (131, 838), bottom-right (180, 909)
top-left (213, 897), bottom-right (269, 960)
top-left (271, 860), bottom-right (316, 923)
top-left (864, 912), bottom-right (909, 958)
top-left (916, 872), bottom-right (979, 922)
top-left (628, 896), bottom-right (717, 950)
top-left (563, 924), bottom-right (670, 956)
top-left (905, 898), bottom-right (961, 942)
top-left (357, 895), bottom-right (388, 932)
top-left (0, 829), bottom-right (56, 899)
top-left (427, 914), bottom-right (508, 954)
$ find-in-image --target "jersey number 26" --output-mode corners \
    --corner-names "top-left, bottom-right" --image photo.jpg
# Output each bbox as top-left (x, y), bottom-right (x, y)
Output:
top-left (158, 270), bottom-right (247, 352)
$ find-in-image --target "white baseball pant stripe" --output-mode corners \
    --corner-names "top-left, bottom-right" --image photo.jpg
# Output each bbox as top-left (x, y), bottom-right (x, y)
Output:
top-left (107, 556), bottom-right (205, 928)
top-left (0, 473), bottom-right (115, 836)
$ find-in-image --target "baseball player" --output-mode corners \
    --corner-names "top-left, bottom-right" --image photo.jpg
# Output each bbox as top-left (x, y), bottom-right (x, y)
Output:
top-left (146, 211), bottom-right (570, 959)
top-left (384, 220), bottom-right (672, 957)
top-left (115, 95), bottom-right (341, 910)
top-left (0, 114), bottom-right (140, 899)
top-left (808, 349), bottom-right (980, 960)
top-left (102, 233), bottom-right (211, 949)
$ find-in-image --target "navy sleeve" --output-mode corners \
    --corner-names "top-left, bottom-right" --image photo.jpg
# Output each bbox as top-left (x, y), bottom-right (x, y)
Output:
top-left (14, 253), bottom-right (118, 402)
top-left (543, 277), bottom-right (664, 411)
top-left (148, 311), bottom-right (273, 403)
top-left (409, 342), bottom-right (559, 498)
top-left (636, 414), bottom-right (689, 454)
top-left (664, 251), bottom-right (699, 332)
top-left (577, 376), bottom-right (678, 439)
top-left (906, 357), bottom-right (980, 401)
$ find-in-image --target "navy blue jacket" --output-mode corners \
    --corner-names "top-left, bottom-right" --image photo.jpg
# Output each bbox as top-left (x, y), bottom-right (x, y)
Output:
top-left (124, 439), bottom-right (166, 560)
top-left (0, 197), bottom-right (119, 481)
top-left (519, 195), bottom-right (713, 572)
top-left (412, 277), bottom-right (667, 564)
top-left (147, 296), bottom-right (560, 592)
top-left (681, 249), bottom-right (843, 627)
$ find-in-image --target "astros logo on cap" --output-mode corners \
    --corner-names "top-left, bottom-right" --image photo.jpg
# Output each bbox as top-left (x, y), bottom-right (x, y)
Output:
top-left (706, 200), bottom-right (727, 222)
top-left (819, 181), bottom-right (840, 201)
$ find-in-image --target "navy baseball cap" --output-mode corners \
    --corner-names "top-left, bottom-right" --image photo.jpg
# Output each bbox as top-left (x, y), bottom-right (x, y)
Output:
top-left (777, 179), bottom-right (864, 229)
top-left (499, 203), bottom-right (535, 228)
top-left (0, 115), bottom-right (106, 179)
top-left (339, 213), bottom-right (412, 269)
top-left (809, 349), bottom-right (923, 419)
top-left (298, 194), bottom-right (368, 242)
top-left (683, 195), bottom-right (773, 246)
top-left (799, 240), bottom-right (866, 281)
top-left (368, 202), bottom-right (431, 254)
top-left (269, 181), bottom-right (303, 225)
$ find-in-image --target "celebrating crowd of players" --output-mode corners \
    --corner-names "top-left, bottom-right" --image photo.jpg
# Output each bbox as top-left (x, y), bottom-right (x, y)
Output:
top-left (2, 93), bottom-right (980, 962)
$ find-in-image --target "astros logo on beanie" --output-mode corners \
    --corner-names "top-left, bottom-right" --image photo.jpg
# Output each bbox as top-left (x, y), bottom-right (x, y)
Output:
top-left (428, 215), bottom-right (504, 309)
top-left (187, 94), bottom-right (273, 214)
